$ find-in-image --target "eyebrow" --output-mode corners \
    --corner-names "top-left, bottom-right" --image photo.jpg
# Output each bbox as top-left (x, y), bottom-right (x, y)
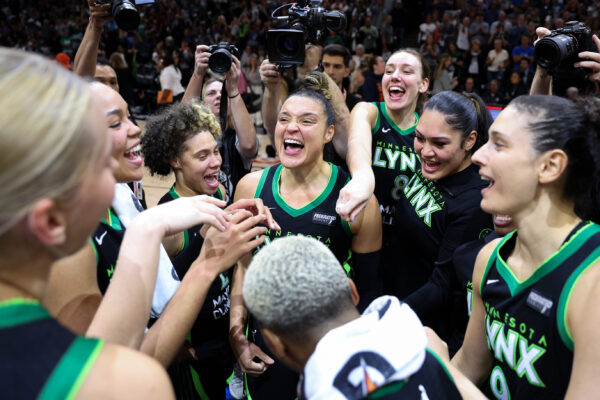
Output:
top-left (106, 108), bottom-right (123, 118)
top-left (489, 130), bottom-right (508, 139)
top-left (279, 111), bottom-right (320, 118)
top-left (415, 128), bottom-right (451, 141)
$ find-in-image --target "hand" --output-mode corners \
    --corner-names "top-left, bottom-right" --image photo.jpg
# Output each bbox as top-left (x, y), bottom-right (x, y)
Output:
top-left (260, 59), bottom-right (281, 88)
top-left (425, 327), bottom-right (450, 362)
top-left (575, 35), bottom-right (600, 82)
top-left (139, 195), bottom-right (229, 237)
top-left (193, 44), bottom-right (210, 78)
top-left (88, 0), bottom-right (112, 29)
top-left (225, 56), bottom-right (242, 94)
top-left (199, 210), bottom-right (267, 273)
top-left (336, 173), bottom-right (375, 222)
top-left (226, 198), bottom-right (281, 231)
top-left (230, 329), bottom-right (274, 376)
top-left (534, 26), bottom-right (552, 45)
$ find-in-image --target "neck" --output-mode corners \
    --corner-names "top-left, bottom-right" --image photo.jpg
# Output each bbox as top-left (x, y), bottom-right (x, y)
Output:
top-left (511, 191), bottom-right (581, 268)
top-left (384, 103), bottom-right (417, 130)
top-left (281, 160), bottom-right (331, 193)
top-left (174, 177), bottom-right (202, 198)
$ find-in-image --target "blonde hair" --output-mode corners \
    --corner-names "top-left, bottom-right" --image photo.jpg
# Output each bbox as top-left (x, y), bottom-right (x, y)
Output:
top-left (0, 48), bottom-right (101, 236)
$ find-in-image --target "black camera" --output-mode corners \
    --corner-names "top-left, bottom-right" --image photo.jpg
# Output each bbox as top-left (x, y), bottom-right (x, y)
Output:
top-left (208, 42), bottom-right (240, 74)
top-left (534, 21), bottom-right (597, 95)
top-left (267, 0), bottom-right (346, 67)
top-left (96, 0), bottom-right (140, 31)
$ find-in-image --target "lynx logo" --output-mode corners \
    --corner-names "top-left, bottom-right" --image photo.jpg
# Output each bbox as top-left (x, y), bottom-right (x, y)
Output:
top-left (526, 291), bottom-right (553, 317)
top-left (312, 212), bottom-right (337, 226)
top-left (333, 352), bottom-right (395, 398)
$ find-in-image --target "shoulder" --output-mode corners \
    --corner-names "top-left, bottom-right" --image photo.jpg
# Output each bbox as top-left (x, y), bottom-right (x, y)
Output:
top-left (77, 343), bottom-right (174, 400)
top-left (473, 237), bottom-right (502, 292)
top-left (234, 169), bottom-right (267, 201)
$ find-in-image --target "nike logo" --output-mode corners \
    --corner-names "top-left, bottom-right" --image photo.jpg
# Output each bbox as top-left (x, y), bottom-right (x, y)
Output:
top-left (486, 279), bottom-right (500, 285)
top-left (419, 385), bottom-right (429, 400)
top-left (382, 127), bottom-right (391, 133)
top-left (95, 231), bottom-right (107, 246)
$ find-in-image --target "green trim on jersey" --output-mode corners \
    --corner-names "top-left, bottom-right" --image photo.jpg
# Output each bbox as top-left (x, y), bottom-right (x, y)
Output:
top-left (39, 337), bottom-right (104, 400)
top-left (479, 234), bottom-right (506, 294)
top-left (426, 348), bottom-right (455, 384)
top-left (189, 365), bottom-right (211, 400)
top-left (0, 298), bottom-right (50, 328)
top-left (367, 380), bottom-right (407, 399)
top-left (490, 223), bottom-right (600, 296)
top-left (90, 237), bottom-right (99, 264)
top-left (342, 249), bottom-right (353, 276)
top-left (557, 245), bottom-right (600, 351)
top-left (272, 163), bottom-right (338, 218)
top-left (254, 166), bottom-right (271, 198)
top-left (372, 102), bottom-right (381, 134)
top-left (100, 207), bottom-right (123, 231)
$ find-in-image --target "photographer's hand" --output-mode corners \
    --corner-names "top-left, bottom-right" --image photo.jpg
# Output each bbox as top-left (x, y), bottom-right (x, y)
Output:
top-left (88, 0), bottom-right (111, 30)
top-left (530, 27), bottom-right (553, 95)
top-left (575, 34), bottom-right (600, 83)
top-left (225, 56), bottom-right (241, 95)
top-left (260, 59), bottom-right (281, 89)
top-left (181, 44), bottom-right (210, 103)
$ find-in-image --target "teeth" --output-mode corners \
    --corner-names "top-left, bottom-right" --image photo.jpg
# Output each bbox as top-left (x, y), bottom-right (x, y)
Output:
top-left (481, 176), bottom-right (490, 181)
top-left (390, 87), bottom-right (405, 93)
top-left (284, 139), bottom-right (303, 146)
top-left (495, 215), bottom-right (512, 222)
top-left (126, 144), bottom-right (141, 155)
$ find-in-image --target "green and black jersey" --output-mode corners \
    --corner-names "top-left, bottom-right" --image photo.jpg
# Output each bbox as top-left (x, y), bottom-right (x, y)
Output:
top-left (370, 102), bottom-right (420, 230)
top-left (0, 298), bottom-right (103, 399)
top-left (159, 186), bottom-right (234, 400)
top-left (254, 163), bottom-right (353, 274)
top-left (92, 207), bottom-right (124, 294)
top-left (480, 222), bottom-right (600, 399)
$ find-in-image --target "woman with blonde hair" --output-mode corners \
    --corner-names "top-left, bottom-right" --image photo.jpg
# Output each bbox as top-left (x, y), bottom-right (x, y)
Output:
top-left (432, 53), bottom-right (458, 94)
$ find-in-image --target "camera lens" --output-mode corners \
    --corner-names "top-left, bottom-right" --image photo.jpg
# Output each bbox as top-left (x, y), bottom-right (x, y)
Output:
top-left (277, 35), bottom-right (301, 59)
top-left (112, 0), bottom-right (140, 31)
top-left (535, 34), bottom-right (578, 70)
top-left (209, 49), bottom-right (233, 74)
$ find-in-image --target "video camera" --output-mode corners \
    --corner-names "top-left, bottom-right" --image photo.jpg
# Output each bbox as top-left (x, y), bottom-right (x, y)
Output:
top-left (267, 0), bottom-right (346, 68)
top-left (208, 42), bottom-right (240, 74)
top-left (534, 21), bottom-right (597, 96)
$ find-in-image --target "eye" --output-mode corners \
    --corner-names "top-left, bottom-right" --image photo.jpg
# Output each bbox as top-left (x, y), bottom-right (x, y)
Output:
top-left (434, 141), bottom-right (447, 148)
top-left (109, 122), bottom-right (121, 129)
top-left (415, 134), bottom-right (424, 142)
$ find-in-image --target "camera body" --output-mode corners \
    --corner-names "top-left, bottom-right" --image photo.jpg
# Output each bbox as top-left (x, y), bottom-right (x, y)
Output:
top-left (534, 21), bottom-right (597, 96)
top-left (267, 0), bottom-right (346, 67)
top-left (95, 0), bottom-right (140, 31)
top-left (208, 42), bottom-right (240, 74)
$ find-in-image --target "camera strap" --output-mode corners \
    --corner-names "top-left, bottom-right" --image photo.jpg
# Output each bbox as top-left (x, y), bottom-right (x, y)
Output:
top-left (219, 79), bottom-right (228, 134)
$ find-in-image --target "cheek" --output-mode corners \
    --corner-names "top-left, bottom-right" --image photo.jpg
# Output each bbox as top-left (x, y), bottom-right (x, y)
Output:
top-left (111, 130), bottom-right (127, 157)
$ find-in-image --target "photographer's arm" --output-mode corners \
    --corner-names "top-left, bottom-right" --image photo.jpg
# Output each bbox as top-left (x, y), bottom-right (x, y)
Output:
top-left (227, 57), bottom-right (258, 159)
top-left (260, 59), bottom-right (287, 145)
top-left (575, 34), bottom-right (600, 83)
top-left (530, 27), bottom-right (553, 95)
top-left (182, 45), bottom-right (209, 103)
top-left (73, 1), bottom-right (111, 77)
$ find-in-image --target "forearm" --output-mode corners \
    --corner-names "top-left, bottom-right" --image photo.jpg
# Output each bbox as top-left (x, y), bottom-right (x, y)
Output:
top-left (74, 22), bottom-right (103, 77)
top-left (529, 65), bottom-right (552, 95)
top-left (87, 219), bottom-right (165, 348)
top-left (229, 262), bottom-right (249, 349)
top-left (182, 71), bottom-right (204, 103)
top-left (261, 84), bottom-right (282, 145)
top-left (140, 263), bottom-right (218, 367)
top-left (229, 95), bottom-right (258, 158)
top-left (347, 131), bottom-right (375, 186)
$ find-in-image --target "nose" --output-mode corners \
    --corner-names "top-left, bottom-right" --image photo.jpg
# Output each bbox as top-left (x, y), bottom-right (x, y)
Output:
top-left (210, 152), bottom-right (222, 168)
top-left (128, 118), bottom-right (141, 138)
top-left (471, 143), bottom-right (487, 167)
top-left (421, 141), bottom-right (435, 157)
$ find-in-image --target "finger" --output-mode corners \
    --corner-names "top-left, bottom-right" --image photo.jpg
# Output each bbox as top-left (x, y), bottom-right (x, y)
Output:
top-left (574, 60), bottom-right (600, 71)
top-left (242, 226), bottom-right (268, 242)
top-left (241, 234), bottom-right (266, 252)
top-left (577, 51), bottom-right (600, 62)
top-left (349, 200), bottom-right (369, 222)
top-left (236, 214), bottom-right (269, 232)
top-left (195, 195), bottom-right (227, 208)
top-left (251, 345), bottom-right (275, 364)
top-left (196, 44), bottom-right (209, 53)
top-left (228, 209), bottom-right (254, 224)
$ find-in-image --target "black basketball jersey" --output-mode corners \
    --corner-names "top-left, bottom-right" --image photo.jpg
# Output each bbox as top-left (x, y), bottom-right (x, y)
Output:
top-left (91, 207), bottom-right (124, 294)
top-left (254, 163), bottom-right (354, 275)
top-left (0, 298), bottom-right (103, 399)
top-left (363, 350), bottom-right (462, 400)
top-left (480, 222), bottom-right (600, 399)
top-left (370, 102), bottom-right (420, 230)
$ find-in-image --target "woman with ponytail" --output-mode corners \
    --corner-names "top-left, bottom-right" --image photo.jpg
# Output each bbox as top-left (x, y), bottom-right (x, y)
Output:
top-left (453, 95), bottom-right (600, 399)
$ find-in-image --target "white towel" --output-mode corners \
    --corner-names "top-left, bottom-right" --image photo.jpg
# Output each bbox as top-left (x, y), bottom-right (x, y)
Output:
top-left (112, 183), bottom-right (180, 318)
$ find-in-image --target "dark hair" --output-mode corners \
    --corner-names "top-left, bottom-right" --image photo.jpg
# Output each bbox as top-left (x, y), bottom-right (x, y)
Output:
top-left (141, 102), bottom-right (221, 176)
top-left (424, 91), bottom-right (491, 153)
top-left (322, 44), bottom-right (351, 68)
top-left (287, 88), bottom-right (335, 128)
top-left (509, 95), bottom-right (600, 221)
top-left (388, 49), bottom-right (431, 114)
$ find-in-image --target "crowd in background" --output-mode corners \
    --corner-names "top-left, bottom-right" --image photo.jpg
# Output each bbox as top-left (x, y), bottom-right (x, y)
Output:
top-left (2, 0), bottom-right (599, 113)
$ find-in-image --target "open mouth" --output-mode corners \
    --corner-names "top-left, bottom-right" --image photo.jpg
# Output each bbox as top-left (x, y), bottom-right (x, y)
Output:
top-left (389, 86), bottom-right (406, 100)
top-left (124, 144), bottom-right (143, 165)
top-left (421, 159), bottom-right (440, 174)
top-left (481, 175), bottom-right (495, 194)
top-left (493, 214), bottom-right (512, 227)
top-left (283, 138), bottom-right (304, 155)
top-left (204, 172), bottom-right (220, 189)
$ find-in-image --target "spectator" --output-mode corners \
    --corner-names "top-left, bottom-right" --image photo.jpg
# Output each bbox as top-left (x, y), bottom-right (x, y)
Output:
top-left (490, 10), bottom-right (511, 34)
top-left (380, 15), bottom-right (395, 58)
top-left (463, 39), bottom-right (486, 88)
top-left (481, 79), bottom-right (504, 105)
top-left (469, 13), bottom-right (489, 48)
top-left (390, 0), bottom-right (407, 49)
top-left (516, 57), bottom-right (534, 89)
top-left (508, 14), bottom-right (527, 48)
top-left (457, 16), bottom-right (471, 52)
top-left (322, 44), bottom-right (362, 111)
top-left (511, 34), bottom-right (534, 69)
top-left (437, 11), bottom-right (458, 52)
top-left (462, 76), bottom-right (478, 95)
top-left (487, 19), bottom-right (509, 48)
top-left (109, 51), bottom-right (136, 106)
top-left (351, 43), bottom-right (365, 71)
top-left (362, 54), bottom-right (385, 102)
top-left (420, 33), bottom-right (440, 73)
top-left (486, 38), bottom-right (509, 85)
top-left (419, 13), bottom-right (438, 45)
top-left (359, 16), bottom-right (379, 54)
top-left (503, 70), bottom-right (527, 102)
top-left (432, 54), bottom-right (458, 94)
top-left (158, 50), bottom-right (185, 104)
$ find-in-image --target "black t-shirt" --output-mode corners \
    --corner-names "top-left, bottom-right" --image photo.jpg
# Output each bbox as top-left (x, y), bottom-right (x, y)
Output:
top-left (219, 128), bottom-right (253, 204)
top-left (389, 164), bottom-right (493, 300)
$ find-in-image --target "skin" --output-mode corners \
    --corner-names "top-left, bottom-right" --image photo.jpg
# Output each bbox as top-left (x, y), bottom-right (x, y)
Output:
top-left (453, 105), bottom-right (600, 399)
top-left (338, 51), bottom-right (429, 221)
top-left (95, 64), bottom-right (119, 92)
top-left (322, 53), bottom-right (350, 89)
top-left (414, 109), bottom-right (476, 181)
top-left (230, 95), bottom-right (382, 376)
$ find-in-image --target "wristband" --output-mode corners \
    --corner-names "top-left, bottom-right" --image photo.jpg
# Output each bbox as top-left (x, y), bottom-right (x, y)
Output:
top-left (228, 92), bottom-right (240, 99)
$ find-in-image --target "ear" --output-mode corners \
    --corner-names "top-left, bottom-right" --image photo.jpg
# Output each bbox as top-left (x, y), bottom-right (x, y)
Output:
top-left (324, 124), bottom-right (335, 144)
top-left (27, 199), bottom-right (67, 246)
top-left (463, 130), bottom-right (478, 152)
top-left (348, 278), bottom-right (360, 307)
top-left (169, 156), bottom-right (182, 170)
top-left (538, 149), bottom-right (568, 185)
top-left (418, 77), bottom-right (430, 94)
top-left (344, 66), bottom-right (351, 78)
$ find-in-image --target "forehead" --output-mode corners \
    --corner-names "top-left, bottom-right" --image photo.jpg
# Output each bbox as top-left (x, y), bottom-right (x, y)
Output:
top-left (322, 54), bottom-right (345, 65)
top-left (386, 52), bottom-right (421, 70)
top-left (417, 109), bottom-right (461, 138)
top-left (91, 82), bottom-right (126, 111)
top-left (281, 95), bottom-right (324, 114)
top-left (185, 130), bottom-right (218, 148)
top-left (95, 65), bottom-right (117, 78)
top-left (206, 81), bottom-right (223, 92)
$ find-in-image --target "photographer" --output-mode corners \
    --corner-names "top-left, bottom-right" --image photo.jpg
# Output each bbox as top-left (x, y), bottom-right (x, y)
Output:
top-left (531, 26), bottom-right (600, 96)
top-left (182, 44), bottom-right (258, 201)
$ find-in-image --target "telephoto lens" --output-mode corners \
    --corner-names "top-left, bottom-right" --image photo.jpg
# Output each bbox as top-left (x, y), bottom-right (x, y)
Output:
top-left (534, 34), bottom-right (578, 71)
top-left (112, 0), bottom-right (140, 31)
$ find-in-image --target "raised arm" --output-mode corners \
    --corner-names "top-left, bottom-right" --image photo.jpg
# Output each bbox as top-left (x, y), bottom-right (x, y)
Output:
top-left (259, 59), bottom-right (288, 145)
top-left (336, 101), bottom-right (378, 222)
top-left (323, 72), bottom-right (350, 160)
top-left (226, 56), bottom-right (258, 159)
top-left (73, 0), bottom-right (111, 77)
top-left (182, 44), bottom-right (209, 104)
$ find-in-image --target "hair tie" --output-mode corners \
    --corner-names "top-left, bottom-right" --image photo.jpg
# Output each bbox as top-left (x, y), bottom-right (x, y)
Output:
top-left (470, 97), bottom-right (481, 116)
